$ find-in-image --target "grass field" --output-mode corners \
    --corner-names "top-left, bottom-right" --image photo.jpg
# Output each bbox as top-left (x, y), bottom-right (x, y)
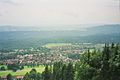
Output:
top-left (0, 66), bottom-right (45, 77)
top-left (43, 43), bottom-right (71, 48)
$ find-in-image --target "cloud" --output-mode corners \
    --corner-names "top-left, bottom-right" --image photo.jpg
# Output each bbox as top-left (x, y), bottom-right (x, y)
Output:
top-left (0, 0), bottom-right (119, 26)
top-left (0, 14), bottom-right (2, 16)
top-left (106, 0), bottom-right (120, 8)
top-left (0, 0), bottom-right (14, 4)
top-left (0, 0), bottom-right (19, 5)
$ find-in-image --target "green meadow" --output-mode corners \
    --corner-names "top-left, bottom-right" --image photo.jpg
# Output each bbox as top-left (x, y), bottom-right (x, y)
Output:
top-left (0, 66), bottom-right (45, 77)
top-left (43, 43), bottom-right (71, 48)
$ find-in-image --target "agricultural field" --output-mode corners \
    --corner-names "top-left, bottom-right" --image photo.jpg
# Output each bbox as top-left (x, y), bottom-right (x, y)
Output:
top-left (0, 65), bottom-right (45, 77)
top-left (43, 43), bottom-right (71, 48)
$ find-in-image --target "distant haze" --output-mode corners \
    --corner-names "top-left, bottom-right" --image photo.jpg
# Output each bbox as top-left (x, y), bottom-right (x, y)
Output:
top-left (0, 25), bottom-right (120, 49)
top-left (0, 24), bottom-right (98, 31)
top-left (0, 0), bottom-right (120, 26)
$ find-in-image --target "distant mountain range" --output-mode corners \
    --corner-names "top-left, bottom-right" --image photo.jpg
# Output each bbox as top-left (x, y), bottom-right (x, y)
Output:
top-left (0, 24), bottom-right (120, 49)
top-left (85, 24), bottom-right (120, 35)
top-left (0, 25), bottom-right (86, 31)
top-left (0, 24), bottom-right (120, 33)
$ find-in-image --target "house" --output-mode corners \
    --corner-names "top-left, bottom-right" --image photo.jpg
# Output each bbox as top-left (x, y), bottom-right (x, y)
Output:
top-left (14, 76), bottom-right (24, 80)
top-left (1, 76), bottom-right (7, 80)
top-left (2, 76), bottom-right (24, 80)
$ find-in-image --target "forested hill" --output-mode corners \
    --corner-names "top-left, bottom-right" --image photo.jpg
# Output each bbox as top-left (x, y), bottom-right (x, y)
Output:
top-left (0, 24), bottom-right (120, 32)
top-left (85, 24), bottom-right (120, 36)
top-left (0, 24), bottom-right (120, 49)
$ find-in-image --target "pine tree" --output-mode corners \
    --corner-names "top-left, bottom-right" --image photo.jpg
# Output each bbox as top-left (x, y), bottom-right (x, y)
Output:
top-left (61, 64), bottom-right (66, 80)
top-left (65, 63), bottom-right (74, 80)
top-left (23, 72), bottom-right (29, 80)
top-left (0, 76), bottom-right (2, 80)
top-left (87, 49), bottom-right (90, 65)
top-left (52, 62), bottom-right (63, 80)
top-left (43, 65), bottom-right (51, 80)
top-left (101, 44), bottom-right (110, 80)
top-left (7, 74), bottom-right (13, 80)
top-left (29, 69), bottom-right (38, 80)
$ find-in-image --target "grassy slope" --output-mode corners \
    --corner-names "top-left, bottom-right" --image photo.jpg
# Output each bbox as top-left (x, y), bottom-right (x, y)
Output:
top-left (0, 66), bottom-right (45, 77)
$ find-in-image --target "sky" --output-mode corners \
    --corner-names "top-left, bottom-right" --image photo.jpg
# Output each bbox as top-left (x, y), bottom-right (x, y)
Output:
top-left (0, 0), bottom-right (120, 26)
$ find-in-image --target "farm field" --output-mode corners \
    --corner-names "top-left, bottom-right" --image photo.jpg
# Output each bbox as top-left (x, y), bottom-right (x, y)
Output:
top-left (0, 65), bottom-right (45, 77)
top-left (43, 43), bottom-right (71, 48)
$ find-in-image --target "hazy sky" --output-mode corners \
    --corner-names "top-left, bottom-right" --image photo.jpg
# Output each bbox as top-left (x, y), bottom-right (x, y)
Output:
top-left (0, 0), bottom-right (119, 26)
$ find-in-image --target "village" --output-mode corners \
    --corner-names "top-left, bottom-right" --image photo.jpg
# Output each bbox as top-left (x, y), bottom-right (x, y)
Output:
top-left (0, 43), bottom-right (104, 79)
top-left (0, 43), bottom-right (103, 66)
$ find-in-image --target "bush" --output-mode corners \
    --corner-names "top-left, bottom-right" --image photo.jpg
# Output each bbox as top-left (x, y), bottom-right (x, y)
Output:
top-left (0, 66), bottom-right (6, 71)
